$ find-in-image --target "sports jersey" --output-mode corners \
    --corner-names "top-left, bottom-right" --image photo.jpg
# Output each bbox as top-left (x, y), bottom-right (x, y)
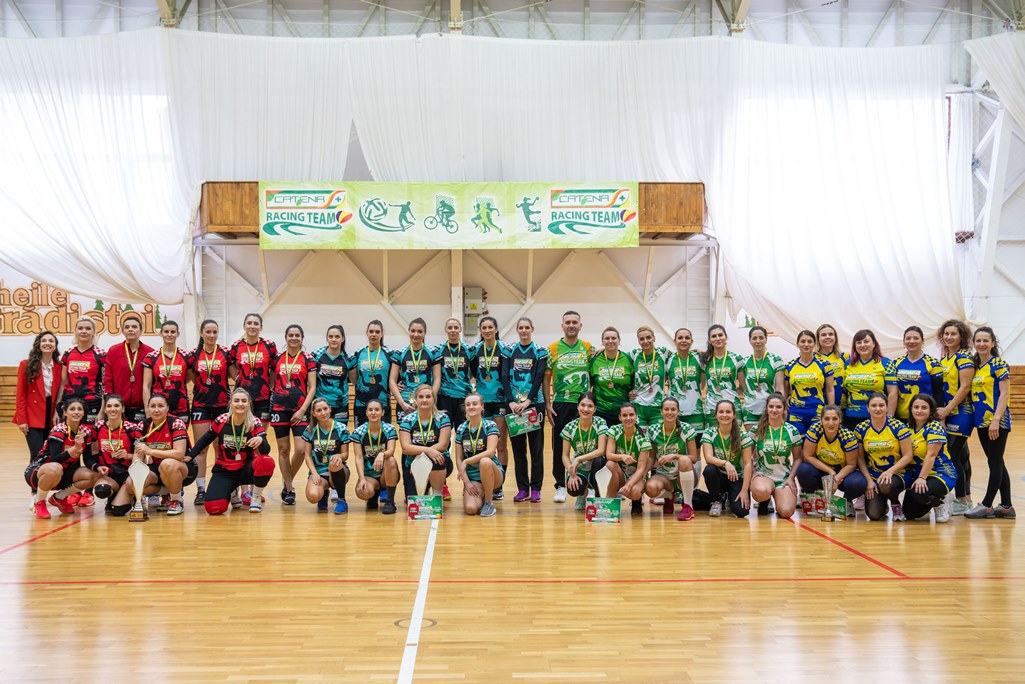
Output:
top-left (741, 351), bottom-right (785, 419)
top-left (92, 420), bottom-right (142, 469)
top-left (842, 357), bottom-right (896, 419)
top-left (311, 346), bottom-right (352, 410)
top-left (270, 349), bottom-right (318, 414)
top-left (399, 411), bottom-right (452, 460)
top-left (142, 348), bottom-right (190, 417)
top-left (972, 356), bottom-right (1012, 430)
top-left (804, 421), bottom-right (860, 468)
top-left (454, 419), bottom-right (502, 480)
top-left (352, 346), bottom-right (393, 408)
top-left (230, 338), bottom-right (278, 403)
top-left (187, 345), bottom-right (231, 409)
top-left (751, 422), bottom-right (802, 484)
top-left (785, 356), bottom-right (834, 413)
top-left (647, 419), bottom-right (698, 477)
top-left (700, 426), bottom-right (755, 472)
top-left (547, 339), bottom-right (594, 403)
top-left (817, 351), bottom-right (849, 404)
top-left (909, 421), bottom-right (958, 491)
top-left (854, 417), bottom-right (911, 478)
top-left (60, 345), bottom-right (106, 403)
top-left (666, 351), bottom-right (705, 417)
top-left (503, 342), bottom-right (548, 405)
top-left (589, 351), bottom-right (635, 415)
top-left (471, 341), bottom-right (506, 403)
top-left (629, 347), bottom-right (670, 409)
top-left (435, 341), bottom-right (475, 400)
top-left (560, 416), bottom-right (609, 476)
top-left (199, 414), bottom-right (268, 471)
top-left (301, 420), bottom-right (349, 474)
top-left (391, 344), bottom-right (440, 404)
top-left (137, 417), bottom-right (189, 458)
top-left (703, 350), bottom-right (744, 415)
top-left (605, 423), bottom-right (653, 471)
top-left (41, 422), bottom-right (96, 470)
top-left (891, 353), bottom-right (944, 420)
top-left (351, 422), bottom-right (398, 477)
top-left (939, 351), bottom-right (975, 436)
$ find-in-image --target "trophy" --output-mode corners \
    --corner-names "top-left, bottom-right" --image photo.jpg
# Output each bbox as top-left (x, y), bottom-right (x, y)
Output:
top-left (407, 455), bottom-right (442, 520)
top-left (128, 459), bottom-right (151, 522)
top-left (821, 473), bottom-right (835, 522)
top-left (593, 465), bottom-right (613, 499)
top-left (410, 454), bottom-right (433, 495)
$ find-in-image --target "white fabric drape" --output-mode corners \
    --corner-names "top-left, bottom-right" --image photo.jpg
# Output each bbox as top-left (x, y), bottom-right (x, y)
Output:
top-left (947, 92), bottom-right (976, 315)
top-left (966, 32), bottom-right (1025, 130)
top-left (0, 30), bottom-right (188, 304)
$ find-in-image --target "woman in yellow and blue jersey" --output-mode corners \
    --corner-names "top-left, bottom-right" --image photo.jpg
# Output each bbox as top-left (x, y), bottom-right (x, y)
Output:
top-left (784, 330), bottom-right (835, 436)
top-left (740, 326), bottom-right (784, 427)
top-left (890, 326), bottom-right (944, 421)
top-left (965, 327), bottom-right (1015, 519)
top-left (935, 319), bottom-right (975, 513)
top-left (904, 394), bottom-right (958, 522)
top-left (842, 329), bottom-right (897, 429)
top-left (855, 393), bottom-right (914, 521)
top-left (814, 323), bottom-right (848, 405)
top-left (797, 405), bottom-right (867, 507)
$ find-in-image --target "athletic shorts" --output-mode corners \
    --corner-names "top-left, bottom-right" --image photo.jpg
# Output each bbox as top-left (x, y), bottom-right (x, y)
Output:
top-left (99, 465), bottom-right (130, 486)
top-left (465, 458), bottom-right (505, 483)
top-left (403, 454), bottom-right (454, 476)
top-left (436, 394), bottom-right (466, 426)
top-left (633, 404), bottom-right (662, 427)
top-left (680, 414), bottom-right (705, 431)
top-left (483, 402), bottom-right (508, 419)
top-left (24, 461), bottom-right (77, 491)
top-left (271, 422), bottom-right (307, 439)
top-left (945, 412), bottom-right (974, 438)
top-left (148, 459), bottom-right (198, 488)
top-left (125, 408), bottom-right (147, 423)
top-left (191, 406), bottom-right (227, 424)
top-left (252, 400), bottom-right (271, 422)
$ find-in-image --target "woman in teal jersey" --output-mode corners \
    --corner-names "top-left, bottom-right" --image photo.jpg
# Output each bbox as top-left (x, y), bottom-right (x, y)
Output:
top-left (842, 329), bottom-right (896, 429)
top-left (351, 398), bottom-right (399, 515)
top-left (453, 393), bottom-right (503, 517)
top-left (473, 316), bottom-right (508, 499)
top-left (398, 384), bottom-right (453, 500)
top-left (503, 317), bottom-right (548, 503)
top-left (312, 325), bottom-right (351, 424)
top-left (935, 319), bottom-right (975, 513)
top-left (352, 320), bottom-right (393, 426)
top-left (589, 327), bottom-right (634, 427)
top-left (436, 318), bottom-right (474, 427)
top-left (667, 327), bottom-right (705, 431)
top-left (700, 325), bottom-right (744, 421)
top-left (629, 326), bottom-right (670, 427)
top-left (741, 326), bottom-right (784, 427)
top-left (389, 318), bottom-right (441, 420)
top-left (904, 394), bottom-right (958, 522)
top-left (301, 398), bottom-right (351, 514)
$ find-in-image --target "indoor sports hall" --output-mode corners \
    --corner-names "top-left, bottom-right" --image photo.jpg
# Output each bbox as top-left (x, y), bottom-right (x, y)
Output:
top-left (1, 1), bottom-right (1024, 682)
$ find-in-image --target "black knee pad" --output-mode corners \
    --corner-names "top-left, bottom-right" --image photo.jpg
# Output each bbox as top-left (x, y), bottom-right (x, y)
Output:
top-left (110, 504), bottom-right (132, 517)
top-left (94, 483), bottom-right (113, 499)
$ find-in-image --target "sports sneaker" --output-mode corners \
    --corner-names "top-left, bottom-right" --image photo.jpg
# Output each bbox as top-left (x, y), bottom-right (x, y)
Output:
top-left (330, 488), bottom-right (339, 502)
top-left (442, 485), bottom-right (452, 501)
top-left (167, 500), bottom-right (184, 516)
top-left (492, 488), bottom-right (504, 501)
top-left (194, 488), bottom-right (206, 506)
top-left (994, 505), bottom-right (1017, 519)
top-left (382, 498), bottom-right (397, 515)
top-left (249, 499), bottom-right (263, 513)
top-left (757, 501), bottom-right (771, 516)
top-left (240, 490), bottom-right (252, 507)
top-left (553, 486), bottom-right (567, 503)
top-left (148, 495), bottom-right (161, 510)
top-left (513, 489), bottom-right (529, 503)
top-left (282, 490), bottom-right (296, 506)
top-left (334, 500), bottom-right (348, 515)
top-left (891, 503), bottom-right (906, 522)
top-left (66, 493), bottom-right (81, 506)
top-left (530, 489), bottom-right (541, 503)
top-left (631, 500), bottom-right (643, 516)
top-left (367, 496), bottom-right (379, 511)
top-left (480, 502), bottom-right (497, 517)
top-left (662, 497), bottom-right (675, 516)
top-left (230, 491), bottom-right (243, 510)
top-left (317, 493), bottom-right (329, 511)
top-left (934, 501), bottom-right (951, 523)
top-left (951, 498), bottom-right (972, 516)
top-left (709, 501), bottom-right (723, 517)
top-left (33, 500), bottom-right (51, 519)
top-left (76, 491), bottom-right (95, 507)
top-left (49, 494), bottom-right (75, 515)
top-left (964, 504), bottom-right (995, 519)
top-left (677, 503), bottom-right (695, 521)
top-left (852, 495), bottom-right (866, 511)
top-left (574, 495), bottom-right (586, 510)
top-left (157, 495), bottom-right (171, 512)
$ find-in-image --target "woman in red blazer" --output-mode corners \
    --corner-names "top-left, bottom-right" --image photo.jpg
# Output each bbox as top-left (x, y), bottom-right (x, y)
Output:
top-left (14, 332), bottom-right (64, 470)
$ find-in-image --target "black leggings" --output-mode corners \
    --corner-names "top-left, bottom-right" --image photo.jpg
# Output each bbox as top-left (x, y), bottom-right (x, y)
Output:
top-left (947, 434), bottom-right (971, 498)
top-left (866, 477), bottom-right (906, 521)
top-left (902, 477), bottom-right (948, 520)
top-left (977, 427), bottom-right (1011, 508)
top-left (695, 464), bottom-right (748, 518)
top-left (550, 402), bottom-right (578, 489)
top-left (566, 456), bottom-right (608, 497)
top-left (207, 461), bottom-right (274, 503)
top-left (511, 409), bottom-right (545, 491)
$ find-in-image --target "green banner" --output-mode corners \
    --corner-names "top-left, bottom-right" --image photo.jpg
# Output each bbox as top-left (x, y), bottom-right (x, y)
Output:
top-left (259, 181), bottom-right (639, 250)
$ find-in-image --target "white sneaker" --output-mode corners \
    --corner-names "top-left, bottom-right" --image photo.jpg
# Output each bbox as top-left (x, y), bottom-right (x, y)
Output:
top-left (891, 503), bottom-right (906, 522)
top-left (553, 486), bottom-right (567, 503)
top-left (709, 502), bottom-right (723, 517)
top-left (935, 501), bottom-right (951, 523)
top-left (330, 488), bottom-right (339, 502)
top-left (853, 495), bottom-right (866, 511)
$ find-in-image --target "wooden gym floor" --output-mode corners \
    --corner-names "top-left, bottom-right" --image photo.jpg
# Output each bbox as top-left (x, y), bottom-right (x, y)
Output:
top-left (0, 423), bottom-right (1022, 683)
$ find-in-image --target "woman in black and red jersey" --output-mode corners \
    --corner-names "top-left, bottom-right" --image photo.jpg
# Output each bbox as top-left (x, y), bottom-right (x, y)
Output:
top-left (270, 324), bottom-right (318, 506)
top-left (188, 388), bottom-right (275, 515)
top-left (81, 394), bottom-right (142, 514)
top-left (125, 394), bottom-right (192, 517)
top-left (229, 313), bottom-right (278, 422)
top-left (55, 317), bottom-right (106, 427)
top-left (142, 321), bottom-right (190, 424)
top-left (25, 397), bottom-right (95, 519)
top-left (186, 319), bottom-right (231, 506)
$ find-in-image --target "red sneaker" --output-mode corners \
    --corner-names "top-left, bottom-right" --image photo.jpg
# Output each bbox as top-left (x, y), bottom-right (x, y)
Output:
top-left (49, 494), bottom-right (76, 515)
top-left (76, 491), bottom-right (95, 507)
top-left (33, 500), bottom-right (51, 519)
top-left (676, 503), bottom-right (695, 521)
top-left (442, 485), bottom-right (452, 501)
top-left (662, 497), bottom-right (675, 516)
top-left (66, 493), bottom-right (82, 506)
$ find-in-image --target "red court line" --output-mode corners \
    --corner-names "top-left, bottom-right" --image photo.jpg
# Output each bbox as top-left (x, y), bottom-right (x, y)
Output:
top-left (785, 517), bottom-right (907, 578)
top-left (2, 575), bottom-right (1023, 587)
top-left (0, 513), bottom-right (94, 557)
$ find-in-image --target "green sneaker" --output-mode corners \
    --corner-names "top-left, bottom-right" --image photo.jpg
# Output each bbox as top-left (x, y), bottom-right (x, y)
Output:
top-left (951, 499), bottom-right (972, 516)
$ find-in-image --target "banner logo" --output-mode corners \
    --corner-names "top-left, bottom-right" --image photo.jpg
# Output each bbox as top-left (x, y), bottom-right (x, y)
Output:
top-left (265, 189), bottom-right (347, 209)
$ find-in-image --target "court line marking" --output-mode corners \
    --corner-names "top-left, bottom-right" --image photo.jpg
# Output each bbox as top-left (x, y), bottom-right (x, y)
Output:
top-left (3, 575), bottom-right (1023, 587)
top-left (397, 517), bottom-right (439, 684)
top-left (785, 518), bottom-right (908, 578)
top-left (0, 512), bottom-right (94, 557)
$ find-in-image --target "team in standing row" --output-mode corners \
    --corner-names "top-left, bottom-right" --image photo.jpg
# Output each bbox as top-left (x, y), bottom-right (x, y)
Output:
top-left (15, 311), bottom-right (1013, 521)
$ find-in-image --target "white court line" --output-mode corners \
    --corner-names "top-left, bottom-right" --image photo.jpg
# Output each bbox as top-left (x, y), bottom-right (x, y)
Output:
top-left (397, 518), bottom-right (439, 684)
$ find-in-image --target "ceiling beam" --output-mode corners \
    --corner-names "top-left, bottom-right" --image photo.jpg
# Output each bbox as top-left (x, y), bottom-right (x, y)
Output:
top-left (5, 0), bottom-right (37, 37)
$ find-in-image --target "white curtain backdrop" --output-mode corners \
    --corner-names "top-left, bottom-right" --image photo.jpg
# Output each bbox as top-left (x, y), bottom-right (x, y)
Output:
top-left (947, 92), bottom-right (977, 316)
top-left (966, 32), bottom-right (1025, 130)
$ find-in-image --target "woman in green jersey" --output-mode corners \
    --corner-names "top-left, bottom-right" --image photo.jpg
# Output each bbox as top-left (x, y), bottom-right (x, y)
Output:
top-left (700, 325), bottom-right (744, 422)
top-left (561, 393), bottom-right (612, 510)
top-left (606, 403), bottom-right (652, 516)
top-left (589, 327), bottom-right (634, 427)
top-left (741, 326), bottom-right (784, 428)
top-left (667, 327), bottom-right (706, 431)
top-left (630, 326), bottom-right (670, 427)
top-left (748, 394), bottom-right (802, 519)
top-left (645, 397), bottom-right (700, 520)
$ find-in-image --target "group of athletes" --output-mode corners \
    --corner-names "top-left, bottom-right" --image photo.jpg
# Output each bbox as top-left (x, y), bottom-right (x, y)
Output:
top-left (14, 309), bottom-right (1014, 522)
